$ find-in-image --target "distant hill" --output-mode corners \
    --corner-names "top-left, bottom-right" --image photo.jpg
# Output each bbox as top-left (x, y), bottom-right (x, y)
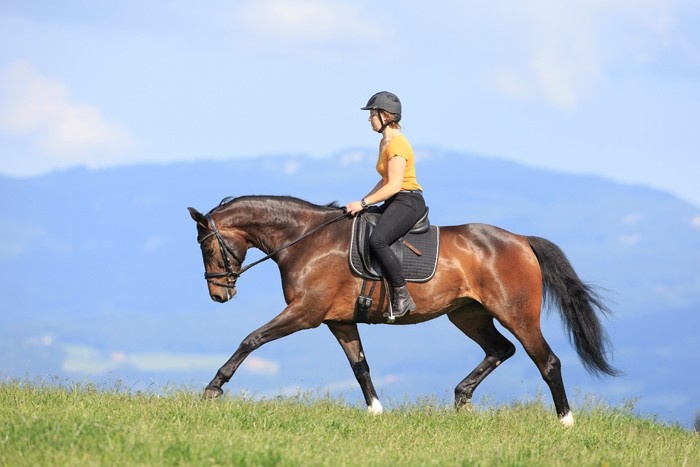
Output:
top-left (1, 148), bottom-right (698, 428)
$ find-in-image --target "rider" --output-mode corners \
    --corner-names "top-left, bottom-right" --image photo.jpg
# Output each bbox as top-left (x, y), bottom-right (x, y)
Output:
top-left (346, 91), bottom-right (427, 318)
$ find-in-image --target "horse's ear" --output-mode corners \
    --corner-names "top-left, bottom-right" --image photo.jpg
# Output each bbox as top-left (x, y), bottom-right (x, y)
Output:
top-left (187, 207), bottom-right (208, 229)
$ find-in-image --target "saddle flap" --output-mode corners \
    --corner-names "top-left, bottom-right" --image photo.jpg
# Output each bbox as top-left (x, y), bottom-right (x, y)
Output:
top-left (349, 208), bottom-right (439, 283)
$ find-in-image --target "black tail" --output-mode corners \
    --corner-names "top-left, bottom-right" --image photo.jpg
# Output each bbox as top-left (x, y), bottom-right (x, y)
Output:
top-left (527, 236), bottom-right (621, 377)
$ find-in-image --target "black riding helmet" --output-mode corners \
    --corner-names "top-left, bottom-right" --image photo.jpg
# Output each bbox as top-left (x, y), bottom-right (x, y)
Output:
top-left (362, 91), bottom-right (402, 132)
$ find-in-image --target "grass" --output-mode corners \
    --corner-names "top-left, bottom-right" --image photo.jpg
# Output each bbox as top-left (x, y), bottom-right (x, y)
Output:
top-left (1, 380), bottom-right (698, 466)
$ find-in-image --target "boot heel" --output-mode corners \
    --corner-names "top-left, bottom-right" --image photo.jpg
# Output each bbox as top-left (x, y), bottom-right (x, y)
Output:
top-left (387, 285), bottom-right (416, 319)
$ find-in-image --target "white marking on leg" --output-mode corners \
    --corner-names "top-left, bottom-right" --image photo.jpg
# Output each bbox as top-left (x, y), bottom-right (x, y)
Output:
top-left (367, 398), bottom-right (383, 415)
top-left (559, 411), bottom-right (575, 427)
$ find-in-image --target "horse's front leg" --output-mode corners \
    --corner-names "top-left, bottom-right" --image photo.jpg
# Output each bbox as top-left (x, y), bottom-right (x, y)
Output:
top-left (326, 322), bottom-right (383, 414)
top-left (203, 305), bottom-right (320, 399)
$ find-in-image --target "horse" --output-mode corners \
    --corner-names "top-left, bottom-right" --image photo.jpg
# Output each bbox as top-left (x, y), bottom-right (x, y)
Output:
top-left (188, 195), bottom-right (619, 426)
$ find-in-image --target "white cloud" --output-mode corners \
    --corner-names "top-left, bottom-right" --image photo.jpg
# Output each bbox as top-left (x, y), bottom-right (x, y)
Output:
top-left (621, 213), bottom-right (644, 225)
top-left (476, 0), bottom-right (677, 109)
top-left (260, 158), bottom-right (304, 175)
top-left (62, 345), bottom-right (230, 374)
top-left (691, 215), bottom-right (700, 230)
top-left (127, 352), bottom-right (225, 372)
top-left (232, 0), bottom-right (380, 46)
top-left (339, 150), bottom-right (366, 166)
top-left (491, 68), bottom-right (531, 100)
top-left (62, 344), bottom-right (120, 373)
top-left (242, 356), bottom-right (280, 376)
top-left (62, 347), bottom-right (278, 377)
top-left (283, 160), bottom-right (301, 175)
top-left (0, 61), bottom-right (133, 169)
top-left (617, 234), bottom-right (641, 245)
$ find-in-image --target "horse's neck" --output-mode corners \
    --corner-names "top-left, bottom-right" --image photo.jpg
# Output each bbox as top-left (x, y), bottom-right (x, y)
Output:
top-left (221, 198), bottom-right (323, 253)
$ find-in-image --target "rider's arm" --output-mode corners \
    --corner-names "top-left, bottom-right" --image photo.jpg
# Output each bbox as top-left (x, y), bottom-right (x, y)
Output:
top-left (363, 156), bottom-right (405, 205)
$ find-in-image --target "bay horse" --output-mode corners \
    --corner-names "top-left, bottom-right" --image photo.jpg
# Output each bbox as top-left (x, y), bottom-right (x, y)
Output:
top-left (188, 195), bottom-right (619, 426)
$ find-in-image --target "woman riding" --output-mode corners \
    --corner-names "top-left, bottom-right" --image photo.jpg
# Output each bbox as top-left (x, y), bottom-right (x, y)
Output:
top-left (346, 91), bottom-right (427, 318)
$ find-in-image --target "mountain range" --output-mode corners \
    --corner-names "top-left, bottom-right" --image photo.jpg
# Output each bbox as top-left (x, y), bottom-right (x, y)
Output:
top-left (1, 148), bottom-right (698, 429)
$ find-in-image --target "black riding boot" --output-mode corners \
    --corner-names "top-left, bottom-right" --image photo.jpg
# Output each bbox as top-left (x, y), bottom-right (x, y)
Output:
top-left (391, 285), bottom-right (416, 318)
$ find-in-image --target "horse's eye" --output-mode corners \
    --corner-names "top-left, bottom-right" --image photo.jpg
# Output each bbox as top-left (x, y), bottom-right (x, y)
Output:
top-left (205, 248), bottom-right (215, 257)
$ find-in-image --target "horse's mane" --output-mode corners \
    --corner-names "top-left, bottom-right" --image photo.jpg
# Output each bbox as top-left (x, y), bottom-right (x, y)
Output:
top-left (218, 196), bottom-right (236, 206)
top-left (216, 195), bottom-right (342, 212)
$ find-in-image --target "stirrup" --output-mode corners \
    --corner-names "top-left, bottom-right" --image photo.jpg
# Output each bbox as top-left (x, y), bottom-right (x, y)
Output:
top-left (381, 279), bottom-right (398, 323)
top-left (383, 298), bottom-right (414, 323)
top-left (382, 280), bottom-right (414, 323)
top-left (383, 299), bottom-right (398, 323)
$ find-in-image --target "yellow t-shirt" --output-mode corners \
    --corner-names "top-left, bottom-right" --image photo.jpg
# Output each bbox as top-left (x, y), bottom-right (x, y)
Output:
top-left (375, 134), bottom-right (422, 191)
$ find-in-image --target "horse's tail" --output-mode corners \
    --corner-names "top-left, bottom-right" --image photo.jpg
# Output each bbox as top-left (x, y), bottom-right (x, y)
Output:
top-left (527, 236), bottom-right (621, 377)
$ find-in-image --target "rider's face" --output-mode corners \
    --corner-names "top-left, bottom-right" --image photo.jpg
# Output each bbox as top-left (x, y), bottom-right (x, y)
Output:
top-left (368, 110), bottom-right (381, 131)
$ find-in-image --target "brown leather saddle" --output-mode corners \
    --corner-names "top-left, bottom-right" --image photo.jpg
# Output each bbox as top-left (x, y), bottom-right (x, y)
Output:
top-left (349, 207), bottom-right (439, 282)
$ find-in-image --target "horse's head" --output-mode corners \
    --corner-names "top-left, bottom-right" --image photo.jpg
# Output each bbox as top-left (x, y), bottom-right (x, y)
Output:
top-left (188, 207), bottom-right (248, 303)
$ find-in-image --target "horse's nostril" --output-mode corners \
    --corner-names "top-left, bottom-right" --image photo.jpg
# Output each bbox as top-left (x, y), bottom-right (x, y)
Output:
top-left (211, 294), bottom-right (224, 303)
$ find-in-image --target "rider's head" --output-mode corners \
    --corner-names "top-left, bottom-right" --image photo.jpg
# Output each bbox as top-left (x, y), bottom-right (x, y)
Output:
top-left (362, 91), bottom-right (402, 133)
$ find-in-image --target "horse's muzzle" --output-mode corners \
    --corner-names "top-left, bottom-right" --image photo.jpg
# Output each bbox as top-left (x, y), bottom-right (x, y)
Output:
top-left (210, 288), bottom-right (236, 303)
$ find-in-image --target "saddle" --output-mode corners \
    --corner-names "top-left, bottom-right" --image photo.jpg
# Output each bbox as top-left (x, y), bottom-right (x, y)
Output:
top-left (349, 207), bottom-right (440, 283)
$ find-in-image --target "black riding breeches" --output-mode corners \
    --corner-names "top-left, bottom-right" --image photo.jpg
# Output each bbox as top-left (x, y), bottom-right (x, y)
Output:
top-left (368, 191), bottom-right (426, 288)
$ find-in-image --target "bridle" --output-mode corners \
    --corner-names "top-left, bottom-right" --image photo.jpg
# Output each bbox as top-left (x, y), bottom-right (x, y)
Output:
top-left (197, 214), bottom-right (246, 288)
top-left (198, 211), bottom-right (348, 289)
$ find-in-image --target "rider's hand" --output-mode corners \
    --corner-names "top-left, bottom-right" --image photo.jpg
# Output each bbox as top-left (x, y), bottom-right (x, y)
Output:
top-left (345, 200), bottom-right (365, 216)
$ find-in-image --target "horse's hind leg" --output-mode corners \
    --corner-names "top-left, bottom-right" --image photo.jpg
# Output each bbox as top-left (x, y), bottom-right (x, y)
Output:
top-left (514, 325), bottom-right (573, 426)
top-left (496, 305), bottom-right (574, 426)
top-left (448, 306), bottom-right (516, 408)
top-left (326, 322), bottom-right (382, 414)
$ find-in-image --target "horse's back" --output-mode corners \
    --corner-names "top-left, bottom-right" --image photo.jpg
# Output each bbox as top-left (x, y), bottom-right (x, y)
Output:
top-left (439, 222), bottom-right (534, 254)
top-left (434, 222), bottom-right (541, 300)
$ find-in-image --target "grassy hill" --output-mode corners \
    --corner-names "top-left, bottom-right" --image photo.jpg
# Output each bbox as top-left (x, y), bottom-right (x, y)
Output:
top-left (1, 381), bottom-right (697, 466)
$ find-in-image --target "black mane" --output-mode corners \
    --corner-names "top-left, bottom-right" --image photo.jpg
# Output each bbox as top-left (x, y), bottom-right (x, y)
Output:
top-left (215, 195), bottom-right (343, 212)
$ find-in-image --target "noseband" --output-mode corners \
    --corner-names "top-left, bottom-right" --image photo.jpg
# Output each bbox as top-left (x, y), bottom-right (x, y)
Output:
top-left (199, 211), bottom-right (349, 289)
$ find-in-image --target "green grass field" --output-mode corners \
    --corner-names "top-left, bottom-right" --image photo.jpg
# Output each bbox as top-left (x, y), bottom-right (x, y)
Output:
top-left (1, 380), bottom-right (697, 466)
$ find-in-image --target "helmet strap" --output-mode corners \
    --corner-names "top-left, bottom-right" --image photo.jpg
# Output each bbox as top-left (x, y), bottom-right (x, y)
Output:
top-left (376, 112), bottom-right (390, 133)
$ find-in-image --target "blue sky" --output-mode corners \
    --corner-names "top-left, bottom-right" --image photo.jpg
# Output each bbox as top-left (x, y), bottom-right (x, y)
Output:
top-left (1, 1), bottom-right (699, 207)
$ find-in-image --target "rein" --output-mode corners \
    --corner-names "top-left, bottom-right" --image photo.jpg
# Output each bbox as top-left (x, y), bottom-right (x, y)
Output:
top-left (199, 210), bottom-right (349, 288)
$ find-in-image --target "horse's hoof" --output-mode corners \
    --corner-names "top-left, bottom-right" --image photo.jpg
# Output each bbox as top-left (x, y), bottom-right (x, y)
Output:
top-left (202, 386), bottom-right (223, 400)
top-left (367, 398), bottom-right (383, 415)
top-left (454, 397), bottom-right (474, 412)
top-left (559, 412), bottom-right (575, 427)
